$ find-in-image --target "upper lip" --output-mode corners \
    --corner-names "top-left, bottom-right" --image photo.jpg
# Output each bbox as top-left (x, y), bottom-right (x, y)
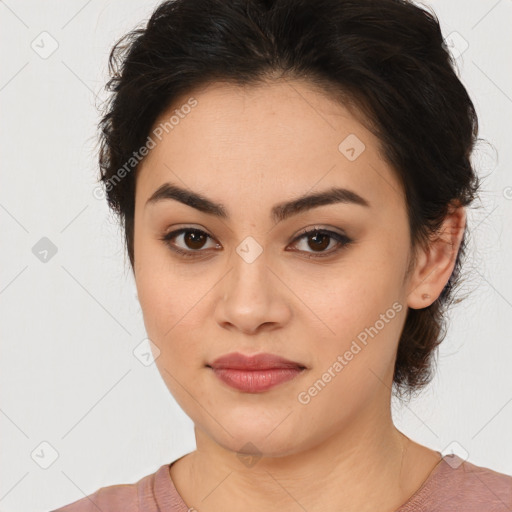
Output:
top-left (208, 352), bottom-right (306, 370)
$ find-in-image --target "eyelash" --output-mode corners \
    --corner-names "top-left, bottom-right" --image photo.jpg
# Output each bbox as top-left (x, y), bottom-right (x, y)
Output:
top-left (159, 226), bottom-right (353, 259)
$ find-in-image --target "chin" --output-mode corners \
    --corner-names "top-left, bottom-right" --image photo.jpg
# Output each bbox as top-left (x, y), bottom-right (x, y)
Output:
top-left (205, 418), bottom-right (306, 459)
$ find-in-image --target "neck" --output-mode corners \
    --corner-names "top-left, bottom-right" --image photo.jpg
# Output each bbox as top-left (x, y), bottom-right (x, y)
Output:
top-left (175, 399), bottom-right (438, 512)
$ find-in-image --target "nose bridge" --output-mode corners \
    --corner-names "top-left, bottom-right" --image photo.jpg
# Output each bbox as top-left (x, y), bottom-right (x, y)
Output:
top-left (226, 235), bottom-right (271, 300)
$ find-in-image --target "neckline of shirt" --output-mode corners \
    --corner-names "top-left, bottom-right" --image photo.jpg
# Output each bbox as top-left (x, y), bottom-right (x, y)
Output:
top-left (154, 451), bottom-right (461, 511)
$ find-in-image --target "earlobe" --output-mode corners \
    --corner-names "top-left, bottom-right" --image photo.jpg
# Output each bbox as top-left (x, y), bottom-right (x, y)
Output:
top-left (406, 203), bottom-right (466, 309)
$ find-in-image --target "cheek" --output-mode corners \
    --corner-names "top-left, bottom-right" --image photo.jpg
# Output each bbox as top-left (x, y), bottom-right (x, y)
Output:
top-left (135, 234), bottom-right (182, 330)
top-left (319, 260), bottom-right (401, 331)
top-left (308, 258), bottom-right (407, 384)
top-left (134, 247), bottom-right (209, 366)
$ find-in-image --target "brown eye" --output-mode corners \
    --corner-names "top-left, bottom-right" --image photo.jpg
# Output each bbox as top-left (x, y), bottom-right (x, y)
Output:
top-left (289, 228), bottom-right (352, 258)
top-left (305, 232), bottom-right (331, 252)
top-left (160, 226), bottom-right (352, 260)
top-left (182, 230), bottom-right (208, 250)
top-left (160, 228), bottom-right (218, 257)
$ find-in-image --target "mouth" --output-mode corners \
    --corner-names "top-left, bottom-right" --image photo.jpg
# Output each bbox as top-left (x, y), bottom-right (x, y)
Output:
top-left (207, 351), bottom-right (307, 371)
top-left (206, 352), bottom-right (307, 393)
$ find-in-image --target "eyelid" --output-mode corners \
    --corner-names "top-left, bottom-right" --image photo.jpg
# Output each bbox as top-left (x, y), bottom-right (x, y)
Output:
top-left (160, 226), bottom-right (219, 256)
top-left (291, 224), bottom-right (347, 241)
top-left (287, 226), bottom-right (352, 258)
top-left (160, 225), bottom-right (352, 259)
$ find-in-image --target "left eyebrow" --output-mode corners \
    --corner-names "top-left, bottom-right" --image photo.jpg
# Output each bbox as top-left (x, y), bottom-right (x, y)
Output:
top-left (145, 182), bottom-right (371, 223)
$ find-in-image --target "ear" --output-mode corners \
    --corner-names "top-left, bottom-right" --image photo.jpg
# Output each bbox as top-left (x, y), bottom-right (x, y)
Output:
top-left (406, 202), bottom-right (466, 309)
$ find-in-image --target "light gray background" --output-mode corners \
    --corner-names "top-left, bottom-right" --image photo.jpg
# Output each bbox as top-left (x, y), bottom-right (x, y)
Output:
top-left (1, 0), bottom-right (511, 510)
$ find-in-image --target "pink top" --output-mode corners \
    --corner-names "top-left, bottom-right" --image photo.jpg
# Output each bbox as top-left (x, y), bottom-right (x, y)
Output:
top-left (52, 453), bottom-right (512, 511)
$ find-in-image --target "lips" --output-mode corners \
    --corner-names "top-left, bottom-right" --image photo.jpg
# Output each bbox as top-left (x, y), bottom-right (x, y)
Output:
top-left (207, 352), bottom-right (307, 392)
top-left (207, 352), bottom-right (306, 371)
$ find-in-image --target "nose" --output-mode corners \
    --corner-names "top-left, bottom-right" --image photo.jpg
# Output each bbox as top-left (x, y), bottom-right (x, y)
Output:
top-left (214, 251), bottom-right (292, 335)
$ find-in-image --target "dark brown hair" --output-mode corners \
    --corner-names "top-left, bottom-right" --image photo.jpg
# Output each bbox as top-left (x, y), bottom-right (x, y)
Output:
top-left (97, 0), bottom-right (480, 401)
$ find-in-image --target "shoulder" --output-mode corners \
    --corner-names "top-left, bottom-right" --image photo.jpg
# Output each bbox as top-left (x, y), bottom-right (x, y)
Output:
top-left (51, 465), bottom-right (165, 512)
top-left (402, 454), bottom-right (512, 511)
top-left (445, 455), bottom-right (512, 509)
top-left (51, 483), bottom-right (139, 512)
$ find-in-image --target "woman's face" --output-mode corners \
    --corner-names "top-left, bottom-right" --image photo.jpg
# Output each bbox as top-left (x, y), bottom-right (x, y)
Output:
top-left (133, 79), bottom-right (419, 458)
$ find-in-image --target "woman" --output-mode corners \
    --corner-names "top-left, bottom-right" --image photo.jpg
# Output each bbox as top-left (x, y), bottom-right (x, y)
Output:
top-left (53, 0), bottom-right (512, 510)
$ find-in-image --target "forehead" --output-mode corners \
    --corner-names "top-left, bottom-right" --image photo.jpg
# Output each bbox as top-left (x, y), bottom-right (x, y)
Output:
top-left (135, 80), bottom-right (405, 214)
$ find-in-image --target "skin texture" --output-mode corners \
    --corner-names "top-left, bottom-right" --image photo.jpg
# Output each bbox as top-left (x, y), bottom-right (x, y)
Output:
top-left (133, 79), bottom-right (466, 512)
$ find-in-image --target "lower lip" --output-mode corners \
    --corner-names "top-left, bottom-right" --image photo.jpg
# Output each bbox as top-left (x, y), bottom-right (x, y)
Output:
top-left (210, 367), bottom-right (304, 393)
